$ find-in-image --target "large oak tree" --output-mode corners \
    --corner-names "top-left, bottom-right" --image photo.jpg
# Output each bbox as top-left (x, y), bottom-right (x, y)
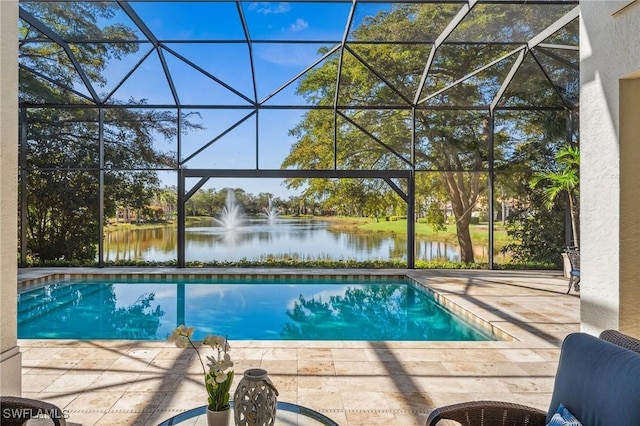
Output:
top-left (283, 3), bottom-right (576, 262)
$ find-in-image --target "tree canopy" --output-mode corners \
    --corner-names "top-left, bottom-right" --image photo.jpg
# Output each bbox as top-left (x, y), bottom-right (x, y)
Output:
top-left (284, 3), bottom-right (577, 262)
top-left (19, 2), bottom-right (198, 263)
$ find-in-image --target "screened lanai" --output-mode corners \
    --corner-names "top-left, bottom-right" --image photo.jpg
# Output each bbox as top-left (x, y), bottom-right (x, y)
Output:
top-left (17, 0), bottom-right (580, 268)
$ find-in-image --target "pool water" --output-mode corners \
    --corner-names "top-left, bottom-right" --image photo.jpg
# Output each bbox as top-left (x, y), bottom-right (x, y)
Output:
top-left (17, 277), bottom-right (494, 341)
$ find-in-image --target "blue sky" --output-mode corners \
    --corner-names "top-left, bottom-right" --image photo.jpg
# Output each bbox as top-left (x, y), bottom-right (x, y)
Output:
top-left (91, 1), bottom-right (394, 198)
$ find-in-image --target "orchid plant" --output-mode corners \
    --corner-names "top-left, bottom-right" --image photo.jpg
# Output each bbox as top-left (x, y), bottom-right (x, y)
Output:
top-left (168, 325), bottom-right (234, 411)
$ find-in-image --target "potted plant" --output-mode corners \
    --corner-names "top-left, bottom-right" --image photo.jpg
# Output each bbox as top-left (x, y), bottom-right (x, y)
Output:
top-left (168, 325), bottom-right (234, 426)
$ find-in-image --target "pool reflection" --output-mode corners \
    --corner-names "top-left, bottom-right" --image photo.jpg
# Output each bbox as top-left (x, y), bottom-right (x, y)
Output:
top-left (18, 279), bottom-right (494, 341)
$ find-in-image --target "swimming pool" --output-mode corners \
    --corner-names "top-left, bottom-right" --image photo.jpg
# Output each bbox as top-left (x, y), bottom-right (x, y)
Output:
top-left (17, 275), bottom-right (497, 341)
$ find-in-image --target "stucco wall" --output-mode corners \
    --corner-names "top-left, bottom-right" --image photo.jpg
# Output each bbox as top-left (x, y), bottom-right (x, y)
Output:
top-left (580, 1), bottom-right (640, 336)
top-left (0, 0), bottom-right (21, 395)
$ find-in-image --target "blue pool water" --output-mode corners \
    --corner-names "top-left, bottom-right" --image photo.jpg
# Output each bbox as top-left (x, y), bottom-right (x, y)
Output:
top-left (17, 277), bottom-right (494, 341)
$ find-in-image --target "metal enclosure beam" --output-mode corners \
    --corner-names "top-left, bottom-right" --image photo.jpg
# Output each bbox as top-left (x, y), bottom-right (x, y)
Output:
top-left (16, 0), bottom-right (580, 269)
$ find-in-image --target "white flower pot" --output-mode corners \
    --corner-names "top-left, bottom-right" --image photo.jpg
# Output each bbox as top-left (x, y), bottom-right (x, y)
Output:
top-left (206, 407), bottom-right (231, 426)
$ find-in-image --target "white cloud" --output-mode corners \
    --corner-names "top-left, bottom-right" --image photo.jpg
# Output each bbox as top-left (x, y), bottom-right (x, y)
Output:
top-left (256, 44), bottom-right (321, 67)
top-left (248, 2), bottom-right (291, 15)
top-left (289, 18), bottom-right (308, 32)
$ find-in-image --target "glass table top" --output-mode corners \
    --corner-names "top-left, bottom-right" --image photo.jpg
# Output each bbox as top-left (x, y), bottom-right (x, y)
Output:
top-left (156, 401), bottom-right (339, 426)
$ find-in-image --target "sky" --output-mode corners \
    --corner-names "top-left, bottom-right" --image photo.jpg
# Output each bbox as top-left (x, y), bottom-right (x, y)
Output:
top-left (90, 1), bottom-right (391, 198)
top-left (25, 1), bottom-right (578, 198)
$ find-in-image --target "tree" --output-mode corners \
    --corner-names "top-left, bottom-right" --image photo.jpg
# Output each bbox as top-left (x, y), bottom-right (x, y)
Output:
top-left (283, 4), bottom-right (574, 262)
top-left (530, 145), bottom-right (580, 247)
top-left (18, 2), bottom-right (199, 262)
top-left (153, 186), bottom-right (177, 222)
top-left (19, 2), bottom-right (139, 97)
top-left (502, 189), bottom-right (567, 266)
top-left (425, 202), bottom-right (447, 232)
top-left (497, 110), bottom-right (574, 265)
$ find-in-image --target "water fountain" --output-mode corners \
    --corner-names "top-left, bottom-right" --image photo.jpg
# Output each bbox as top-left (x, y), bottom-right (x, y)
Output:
top-left (261, 197), bottom-right (280, 221)
top-left (213, 189), bottom-right (243, 229)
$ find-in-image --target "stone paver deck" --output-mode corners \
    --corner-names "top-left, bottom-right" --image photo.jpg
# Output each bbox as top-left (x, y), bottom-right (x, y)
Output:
top-left (15, 268), bottom-right (580, 426)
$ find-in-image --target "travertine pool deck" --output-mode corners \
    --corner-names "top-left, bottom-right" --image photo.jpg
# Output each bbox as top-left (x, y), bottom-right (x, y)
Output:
top-left (15, 268), bottom-right (580, 426)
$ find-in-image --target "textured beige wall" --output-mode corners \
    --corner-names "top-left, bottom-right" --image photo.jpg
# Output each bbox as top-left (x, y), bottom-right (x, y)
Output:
top-left (580, 1), bottom-right (640, 336)
top-left (620, 77), bottom-right (640, 336)
top-left (0, 0), bottom-right (21, 394)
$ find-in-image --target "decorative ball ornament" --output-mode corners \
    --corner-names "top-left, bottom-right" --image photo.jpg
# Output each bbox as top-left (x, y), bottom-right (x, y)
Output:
top-left (233, 368), bottom-right (279, 426)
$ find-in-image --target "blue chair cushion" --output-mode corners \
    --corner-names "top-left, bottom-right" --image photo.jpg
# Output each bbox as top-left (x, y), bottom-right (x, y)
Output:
top-left (546, 333), bottom-right (640, 426)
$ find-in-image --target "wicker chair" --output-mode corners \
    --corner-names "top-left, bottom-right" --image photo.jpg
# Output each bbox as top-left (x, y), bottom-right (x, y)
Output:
top-left (0, 396), bottom-right (67, 426)
top-left (426, 400), bottom-right (547, 426)
top-left (598, 328), bottom-right (640, 353)
top-left (426, 331), bottom-right (640, 426)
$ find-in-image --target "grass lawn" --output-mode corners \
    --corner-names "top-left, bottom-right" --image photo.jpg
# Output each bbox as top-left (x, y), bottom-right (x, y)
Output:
top-left (319, 216), bottom-right (512, 248)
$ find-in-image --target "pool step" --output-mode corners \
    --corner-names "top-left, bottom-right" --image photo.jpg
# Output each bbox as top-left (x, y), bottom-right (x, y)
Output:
top-left (18, 283), bottom-right (102, 324)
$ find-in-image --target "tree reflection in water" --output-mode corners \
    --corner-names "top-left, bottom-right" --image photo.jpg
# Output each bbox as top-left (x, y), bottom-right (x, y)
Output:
top-left (282, 284), bottom-right (489, 341)
top-left (18, 283), bottom-right (165, 339)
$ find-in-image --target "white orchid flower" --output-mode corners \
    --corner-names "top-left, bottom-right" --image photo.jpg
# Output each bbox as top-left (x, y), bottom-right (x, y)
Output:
top-left (215, 371), bottom-right (228, 384)
top-left (168, 327), bottom-right (234, 411)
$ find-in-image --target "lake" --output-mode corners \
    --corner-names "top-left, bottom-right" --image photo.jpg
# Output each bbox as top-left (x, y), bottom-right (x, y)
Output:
top-left (103, 218), bottom-right (490, 263)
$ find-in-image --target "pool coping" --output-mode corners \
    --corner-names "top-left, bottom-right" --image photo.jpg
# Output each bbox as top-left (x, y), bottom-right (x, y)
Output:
top-left (17, 268), bottom-right (515, 342)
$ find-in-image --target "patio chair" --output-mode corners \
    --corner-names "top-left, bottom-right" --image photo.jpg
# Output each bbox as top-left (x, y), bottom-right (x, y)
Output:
top-left (426, 331), bottom-right (640, 426)
top-left (565, 246), bottom-right (580, 293)
top-left (599, 328), bottom-right (640, 353)
top-left (0, 396), bottom-right (67, 426)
